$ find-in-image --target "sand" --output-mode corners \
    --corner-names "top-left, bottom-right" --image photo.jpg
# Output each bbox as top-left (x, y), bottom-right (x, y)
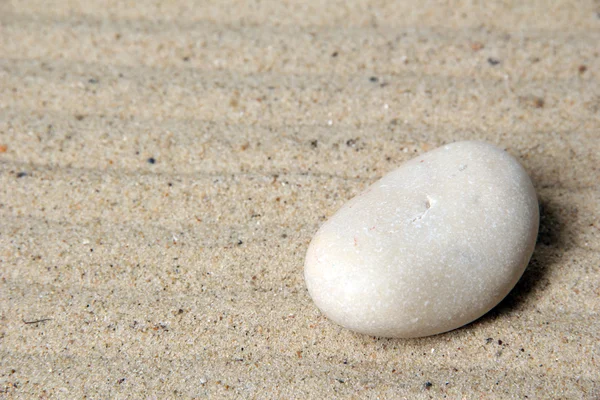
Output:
top-left (1, 0), bottom-right (599, 398)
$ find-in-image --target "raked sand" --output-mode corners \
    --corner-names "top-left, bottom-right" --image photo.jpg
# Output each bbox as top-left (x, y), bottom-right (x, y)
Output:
top-left (1, 1), bottom-right (599, 398)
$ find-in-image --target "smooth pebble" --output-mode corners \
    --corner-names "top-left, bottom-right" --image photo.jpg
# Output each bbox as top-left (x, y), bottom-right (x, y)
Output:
top-left (304, 141), bottom-right (539, 338)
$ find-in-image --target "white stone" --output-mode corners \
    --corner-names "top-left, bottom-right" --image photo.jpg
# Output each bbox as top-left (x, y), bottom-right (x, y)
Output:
top-left (304, 141), bottom-right (539, 338)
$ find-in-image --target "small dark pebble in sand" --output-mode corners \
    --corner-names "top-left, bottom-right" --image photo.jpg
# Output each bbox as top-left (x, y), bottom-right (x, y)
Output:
top-left (331, 51), bottom-right (339, 57)
top-left (88, 78), bottom-right (99, 84)
top-left (310, 140), bottom-right (318, 148)
top-left (147, 157), bottom-right (156, 164)
top-left (424, 382), bottom-right (433, 390)
top-left (578, 65), bottom-right (587, 74)
top-left (533, 98), bottom-right (545, 108)
top-left (237, 240), bottom-right (243, 245)
top-left (487, 58), bottom-right (501, 66)
top-left (16, 172), bottom-right (28, 178)
top-left (498, 339), bottom-right (503, 345)
top-left (369, 76), bottom-right (379, 82)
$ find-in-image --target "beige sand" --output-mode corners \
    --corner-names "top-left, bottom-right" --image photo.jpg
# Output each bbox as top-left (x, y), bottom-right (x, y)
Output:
top-left (1, 0), bottom-right (599, 398)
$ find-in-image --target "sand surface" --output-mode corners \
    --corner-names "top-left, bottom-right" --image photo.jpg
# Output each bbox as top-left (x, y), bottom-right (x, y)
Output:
top-left (1, 1), bottom-right (599, 398)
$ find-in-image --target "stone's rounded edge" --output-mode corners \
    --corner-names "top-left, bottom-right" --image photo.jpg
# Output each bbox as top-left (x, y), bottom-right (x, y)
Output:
top-left (303, 140), bottom-right (540, 339)
top-left (433, 142), bottom-right (540, 338)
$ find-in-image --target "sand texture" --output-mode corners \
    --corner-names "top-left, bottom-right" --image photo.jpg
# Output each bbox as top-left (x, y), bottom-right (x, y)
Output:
top-left (1, 0), bottom-right (599, 398)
